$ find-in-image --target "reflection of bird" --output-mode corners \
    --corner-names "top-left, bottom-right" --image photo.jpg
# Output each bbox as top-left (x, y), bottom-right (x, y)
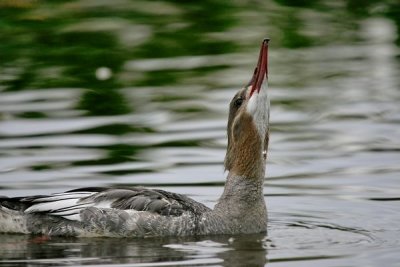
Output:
top-left (0, 39), bottom-right (270, 237)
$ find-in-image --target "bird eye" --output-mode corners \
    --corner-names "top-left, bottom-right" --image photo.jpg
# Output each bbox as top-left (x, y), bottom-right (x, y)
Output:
top-left (234, 98), bottom-right (243, 107)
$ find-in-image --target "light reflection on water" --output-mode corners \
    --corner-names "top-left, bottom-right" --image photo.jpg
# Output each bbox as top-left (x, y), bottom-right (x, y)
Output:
top-left (1, 0), bottom-right (400, 266)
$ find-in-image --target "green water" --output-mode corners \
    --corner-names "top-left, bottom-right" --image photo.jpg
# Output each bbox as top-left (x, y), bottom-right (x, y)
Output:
top-left (0, 0), bottom-right (400, 266)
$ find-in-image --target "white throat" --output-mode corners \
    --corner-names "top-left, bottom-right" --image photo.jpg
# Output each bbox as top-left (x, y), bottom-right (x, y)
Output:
top-left (246, 79), bottom-right (270, 139)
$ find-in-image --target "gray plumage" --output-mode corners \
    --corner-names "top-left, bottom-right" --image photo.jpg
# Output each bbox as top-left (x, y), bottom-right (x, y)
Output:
top-left (0, 39), bottom-right (271, 237)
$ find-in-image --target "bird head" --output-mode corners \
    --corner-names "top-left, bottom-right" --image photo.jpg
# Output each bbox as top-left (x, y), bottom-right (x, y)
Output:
top-left (225, 39), bottom-right (270, 178)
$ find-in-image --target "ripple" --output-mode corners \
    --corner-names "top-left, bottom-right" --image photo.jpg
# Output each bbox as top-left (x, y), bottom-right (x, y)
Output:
top-left (0, 2), bottom-right (399, 266)
top-left (267, 218), bottom-right (378, 254)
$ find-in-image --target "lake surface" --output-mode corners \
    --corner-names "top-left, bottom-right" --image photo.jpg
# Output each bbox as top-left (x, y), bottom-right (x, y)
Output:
top-left (0, 1), bottom-right (399, 266)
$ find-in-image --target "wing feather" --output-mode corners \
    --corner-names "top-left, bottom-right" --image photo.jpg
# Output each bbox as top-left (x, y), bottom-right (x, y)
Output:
top-left (25, 198), bottom-right (90, 213)
top-left (2, 187), bottom-right (210, 222)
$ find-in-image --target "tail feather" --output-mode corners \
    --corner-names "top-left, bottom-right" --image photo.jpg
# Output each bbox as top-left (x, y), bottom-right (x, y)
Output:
top-left (0, 197), bottom-right (32, 212)
top-left (0, 201), bottom-right (29, 234)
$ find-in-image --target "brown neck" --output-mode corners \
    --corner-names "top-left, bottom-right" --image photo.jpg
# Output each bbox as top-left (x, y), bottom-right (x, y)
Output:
top-left (224, 113), bottom-right (268, 180)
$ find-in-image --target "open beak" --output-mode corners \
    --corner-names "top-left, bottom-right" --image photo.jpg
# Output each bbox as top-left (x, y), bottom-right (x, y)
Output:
top-left (249, 38), bottom-right (269, 98)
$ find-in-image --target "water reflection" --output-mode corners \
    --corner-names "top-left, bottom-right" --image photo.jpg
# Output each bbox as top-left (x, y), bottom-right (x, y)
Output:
top-left (0, 0), bottom-right (400, 266)
top-left (0, 234), bottom-right (267, 266)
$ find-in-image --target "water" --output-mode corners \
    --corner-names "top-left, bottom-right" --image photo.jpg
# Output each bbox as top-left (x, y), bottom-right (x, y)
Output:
top-left (0, 0), bottom-right (400, 266)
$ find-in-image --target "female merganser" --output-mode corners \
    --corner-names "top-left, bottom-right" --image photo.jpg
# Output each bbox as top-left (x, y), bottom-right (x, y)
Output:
top-left (0, 39), bottom-right (270, 237)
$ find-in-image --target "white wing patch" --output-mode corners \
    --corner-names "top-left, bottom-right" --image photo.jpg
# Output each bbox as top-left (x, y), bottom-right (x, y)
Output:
top-left (24, 191), bottom-right (99, 221)
top-left (18, 188), bottom-right (185, 222)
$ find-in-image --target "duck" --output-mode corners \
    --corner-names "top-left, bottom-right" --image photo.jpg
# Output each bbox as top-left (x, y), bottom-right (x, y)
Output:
top-left (0, 39), bottom-right (270, 237)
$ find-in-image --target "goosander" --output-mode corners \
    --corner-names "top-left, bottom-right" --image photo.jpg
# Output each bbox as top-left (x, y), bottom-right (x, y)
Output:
top-left (0, 39), bottom-right (270, 237)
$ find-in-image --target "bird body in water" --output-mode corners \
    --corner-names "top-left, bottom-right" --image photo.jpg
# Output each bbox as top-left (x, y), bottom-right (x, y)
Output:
top-left (0, 39), bottom-right (271, 237)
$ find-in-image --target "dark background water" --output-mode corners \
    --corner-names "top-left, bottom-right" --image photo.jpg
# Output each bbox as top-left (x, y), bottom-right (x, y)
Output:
top-left (0, 0), bottom-right (400, 266)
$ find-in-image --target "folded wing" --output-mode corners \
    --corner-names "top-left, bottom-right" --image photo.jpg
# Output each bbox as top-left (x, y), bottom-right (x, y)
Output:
top-left (0, 187), bottom-right (210, 222)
